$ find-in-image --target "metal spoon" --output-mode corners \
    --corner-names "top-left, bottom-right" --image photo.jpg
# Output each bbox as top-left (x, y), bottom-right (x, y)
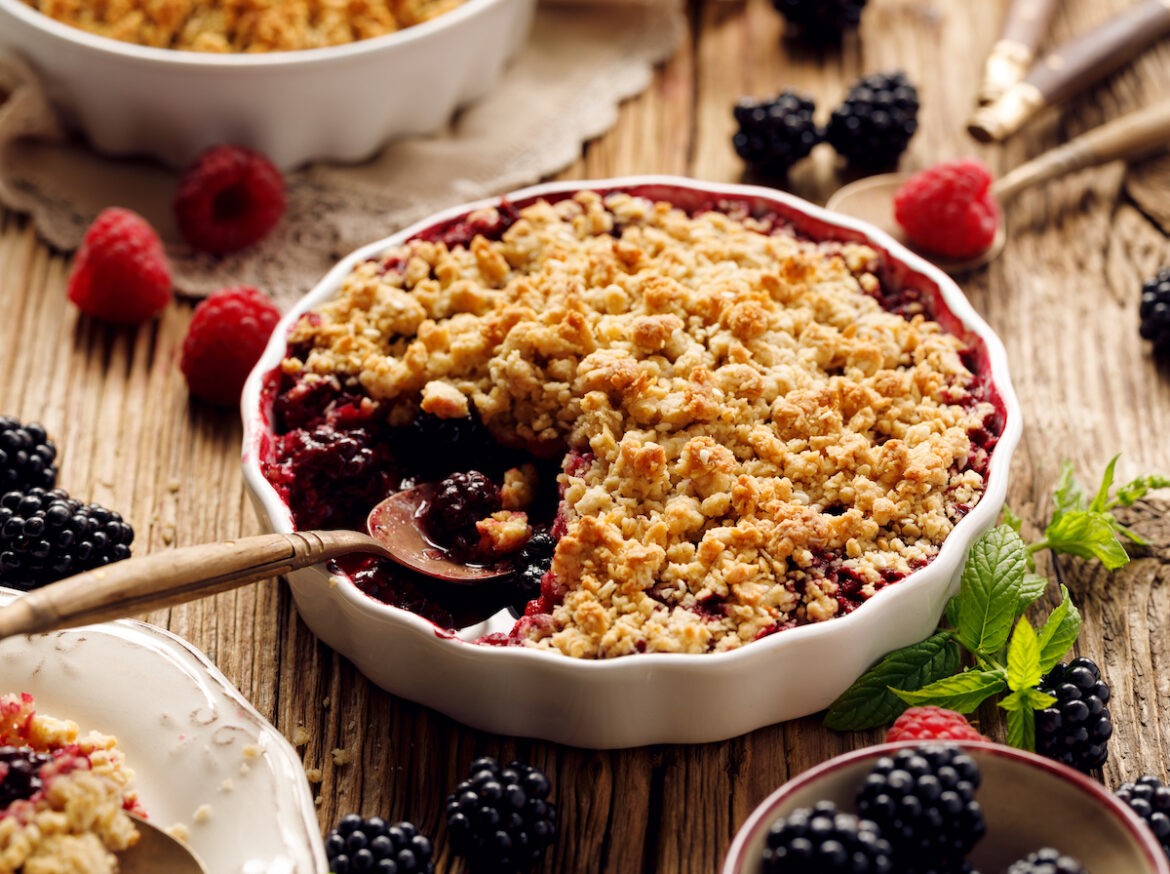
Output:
top-left (0, 485), bottom-right (510, 640)
top-left (826, 98), bottom-right (1170, 274)
top-left (120, 815), bottom-right (207, 874)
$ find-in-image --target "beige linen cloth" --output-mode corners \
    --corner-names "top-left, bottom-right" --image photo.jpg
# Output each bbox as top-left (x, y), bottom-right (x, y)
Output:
top-left (0, 0), bottom-right (685, 304)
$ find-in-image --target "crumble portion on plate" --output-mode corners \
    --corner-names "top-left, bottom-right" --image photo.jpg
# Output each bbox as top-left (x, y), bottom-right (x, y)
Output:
top-left (21, 0), bottom-right (464, 52)
top-left (276, 190), bottom-right (999, 658)
top-left (0, 692), bottom-right (143, 874)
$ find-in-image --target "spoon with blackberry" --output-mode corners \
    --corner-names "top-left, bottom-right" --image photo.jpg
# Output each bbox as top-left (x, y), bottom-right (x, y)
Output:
top-left (826, 98), bottom-right (1170, 273)
top-left (0, 476), bottom-right (520, 640)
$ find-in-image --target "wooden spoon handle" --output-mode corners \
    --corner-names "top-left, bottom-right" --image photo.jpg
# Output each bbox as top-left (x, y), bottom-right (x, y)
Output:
top-left (969, 0), bottom-right (1170, 142)
top-left (0, 529), bottom-right (380, 639)
top-left (976, 0), bottom-right (1060, 107)
top-left (992, 98), bottom-right (1170, 202)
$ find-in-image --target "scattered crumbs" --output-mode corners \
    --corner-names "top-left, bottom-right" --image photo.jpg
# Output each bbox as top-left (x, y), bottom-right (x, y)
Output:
top-left (331, 747), bottom-right (351, 766)
top-left (242, 743), bottom-right (264, 760)
top-left (328, 574), bottom-right (345, 589)
top-left (314, 795), bottom-right (323, 807)
top-left (219, 779), bottom-right (234, 793)
top-left (291, 725), bottom-right (311, 747)
top-left (305, 768), bottom-right (323, 783)
top-left (239, 761), bottom-right (252, 777)
top-left (322, 699), bottom-right (331, 710)
top-left (161, 523), bottom-right (176, 545)
top-left (167, 823), bottom-right (191, 843)
top-left (193, 804), bottom-right (213, 824)
top-left (168, 479), bottom-right (182, 493)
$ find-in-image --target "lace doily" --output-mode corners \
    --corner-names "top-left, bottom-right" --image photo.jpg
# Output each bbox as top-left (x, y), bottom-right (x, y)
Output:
top-left (0, 1), bottom-right (684, 305)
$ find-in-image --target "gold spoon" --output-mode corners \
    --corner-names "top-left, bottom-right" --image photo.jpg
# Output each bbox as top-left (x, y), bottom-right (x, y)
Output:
top-left (0, 485), bottom-right (510, 640)
top-left (826, 98), bottom-right (1170, 274)
top-left (120, 815), bottom-right (206, 874)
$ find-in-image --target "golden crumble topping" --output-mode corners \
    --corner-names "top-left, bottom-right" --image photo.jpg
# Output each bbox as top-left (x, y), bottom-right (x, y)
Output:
top-left (23, 0), bottom-right (465, 52)
top-left (279, 190), bottom-right (998, 658)
top-left (0, 693), bottom-right (142, 874)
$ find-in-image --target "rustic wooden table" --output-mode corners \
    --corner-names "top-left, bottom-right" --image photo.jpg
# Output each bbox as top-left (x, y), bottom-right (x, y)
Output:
top-left (4, 0), bottom-right (1170, 871)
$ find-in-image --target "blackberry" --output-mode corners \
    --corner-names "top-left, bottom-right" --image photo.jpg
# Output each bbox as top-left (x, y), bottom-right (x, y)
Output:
top-left (732, 92), bottom-right (821, 178)
top-left (1035, 657), bottom-right (1112, 773)
top-left (772, 0), bottom-right (868, 42)
top-left (1115, 775), bottom-right (1170, 859)
top-left (323, 814), bottom-right (435, 874)
top-left (1004, 848), bottom-right (1087, 874)
top-left (398, 411), bottom-right (500, 481)
top-left (422, 471), bottom-right (501, 550)
top-left (0, 418), bottom-right (57, 494)
top-left (825, 71), bottom-right (920, 172)
top-left (1139, 267), bottom-right (1170, 354)
top-left (855, 744), bottom-right (985, 872)
top-left (0, 745), bottom-right (51, 808)
top-left (445, 756), bottom-right (558, 872)
top-left (512, 531), bottom-right (555, 605)
top-left (760, 799), bottom-right (892, 873)
top-left (0, 488), bottom-right (134, 589)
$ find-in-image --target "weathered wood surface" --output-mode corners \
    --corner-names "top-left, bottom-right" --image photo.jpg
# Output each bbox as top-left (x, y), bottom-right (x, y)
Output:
top-left (5, 1), bottom-right (1170, 871)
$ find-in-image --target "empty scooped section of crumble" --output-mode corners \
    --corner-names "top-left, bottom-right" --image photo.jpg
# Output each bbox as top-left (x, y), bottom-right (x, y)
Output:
top-left (268, 190), bottom-right (1000, 658)
top-left (20, 0), bottom-right (465, 52)
top-left (0, 692), bottom-right (144, 874)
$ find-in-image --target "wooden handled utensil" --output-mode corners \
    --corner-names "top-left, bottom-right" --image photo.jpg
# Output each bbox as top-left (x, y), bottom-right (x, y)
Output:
top-left (969, 0), bottom-right (1170, 142)
top-left (975, 0), bottom-right (1060, 107)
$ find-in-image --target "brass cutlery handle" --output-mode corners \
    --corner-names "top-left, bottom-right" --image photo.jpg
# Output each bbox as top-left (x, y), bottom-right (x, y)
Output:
top-left (992, 98), bottom-right (1170, 203)
top-left (976, 0), bottom-right (1060, 107)
top-left (0, 530), bottom-right (380, 639)
top-left (969, 0), bottom-right (1170, 142)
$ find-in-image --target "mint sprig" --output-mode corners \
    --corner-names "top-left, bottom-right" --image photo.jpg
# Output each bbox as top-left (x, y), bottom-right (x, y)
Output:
top-left (824, 456), bottom-right (1160, 750)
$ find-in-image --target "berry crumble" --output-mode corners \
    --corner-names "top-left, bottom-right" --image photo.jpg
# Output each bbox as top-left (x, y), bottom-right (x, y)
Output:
top-left (0, 692), bottom-right (144, 873)
top-left (21, 0), bottom-right (466, 52)
top-left (262, 189), bottom-right (1002, 658)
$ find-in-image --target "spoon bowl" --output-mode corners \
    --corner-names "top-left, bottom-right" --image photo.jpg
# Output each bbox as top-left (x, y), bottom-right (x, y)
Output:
top-left (120, 815), bottom-right (207, 874)
top-left (826, 98), bottom-right (1170, 273)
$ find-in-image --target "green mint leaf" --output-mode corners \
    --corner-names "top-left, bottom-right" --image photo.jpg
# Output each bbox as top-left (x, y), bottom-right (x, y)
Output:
top-left (1043, 511), bottom-right (1130, 570)
top-left (1023, 687), bottom-right (1058, 710)
top-left (824, 632), bottom-right (960, 731)
top-left (1001, 504), bottom-right (1023, 533)
top-left (1036, 586), bottom-right (1081, 674)
top-left (945, 593), bottom-right (960, 630)
top-left (1114, 521), bottom-right (1149, 547)
top-left (1002, 692), bottom-right (1036, 751)
top-left (1088, 454), bottom-right (1120, 513)
top-left (954, 526), bottom-right (1029, 656)
top-left (1006, 618), bottom-right (1041, 692)
top-left (1116, 475), bottom-right (1170, 507)
top-left (892, 670), bottom-right (1007, 713)
top-left (1017, 573), bottom-right (1048, 613)
top-left (1050, 461), bottom-right (1085, 524)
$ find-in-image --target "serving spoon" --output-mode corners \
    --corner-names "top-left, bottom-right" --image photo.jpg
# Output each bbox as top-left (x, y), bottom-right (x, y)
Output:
top-left (120, 816), bottom-right (207, 874)
top-left (825, 97), bottom-right (1170, 274)
top-left (0, 484), bottom-right (510, 641)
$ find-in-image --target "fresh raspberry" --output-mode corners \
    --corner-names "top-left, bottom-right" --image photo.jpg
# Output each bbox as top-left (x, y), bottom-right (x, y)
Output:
top-left (885, 706), bottom-right (985, 743)
top-left (892, 158), bottom-right (1001, 261)
top-left (173, 145), bottom-right (286, 254)
top-left (180, 286), bottom-right (281, 407)
top-left (67, 208), bottom-right (171, 323)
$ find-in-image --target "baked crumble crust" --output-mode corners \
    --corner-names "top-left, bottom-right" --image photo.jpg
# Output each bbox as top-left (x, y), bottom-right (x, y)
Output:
top-left (281, 190), bottom-right (997, 658)
top-left (22, 0), bottom-right (465, 52)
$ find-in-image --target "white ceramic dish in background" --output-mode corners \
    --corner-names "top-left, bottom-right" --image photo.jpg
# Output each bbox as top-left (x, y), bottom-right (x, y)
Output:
top-left (0, 0), bottom-right (535, 169)
top-left (722, 740), bottom-right (1170, 874)
top-left (240, 175), bottom-right (1023, 749)
top-left (0, 587), bottom-right (327, 874)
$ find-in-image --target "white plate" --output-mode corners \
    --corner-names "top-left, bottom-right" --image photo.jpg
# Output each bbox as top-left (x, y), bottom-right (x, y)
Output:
top-left (0, 587), bottom-right (327, 874)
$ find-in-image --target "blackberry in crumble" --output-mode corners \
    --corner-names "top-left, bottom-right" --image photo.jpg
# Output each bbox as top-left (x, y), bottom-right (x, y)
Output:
top-left (855, 744), bottom-right (985, 872)
top-left (324, 814), bottom-right (435, 874)
top-left (1114, 775), bottom-right (1170, 859)
top-left (445, 756), bottom-right (558, 872)
top-left (760, 800), bottom-right (892, 873)
top-left (0, 745), bottom-right (51, 808)
top-left (0, 418), bottom-right (57, 494)
top-left (421, 471), bottom-right (502, 557)
top-left (0, 488), bottom-right (134, 589)
top-left (772, 0), bottom-right (868, 42)
top-left (826, 71), bottom-right (920, 172)
top-left (1035, 657), bottom-right (1112, 773)
top-left (512, 530), bottom-right (556, 605)
top-left (732, 92), bottom-right (821, 178)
